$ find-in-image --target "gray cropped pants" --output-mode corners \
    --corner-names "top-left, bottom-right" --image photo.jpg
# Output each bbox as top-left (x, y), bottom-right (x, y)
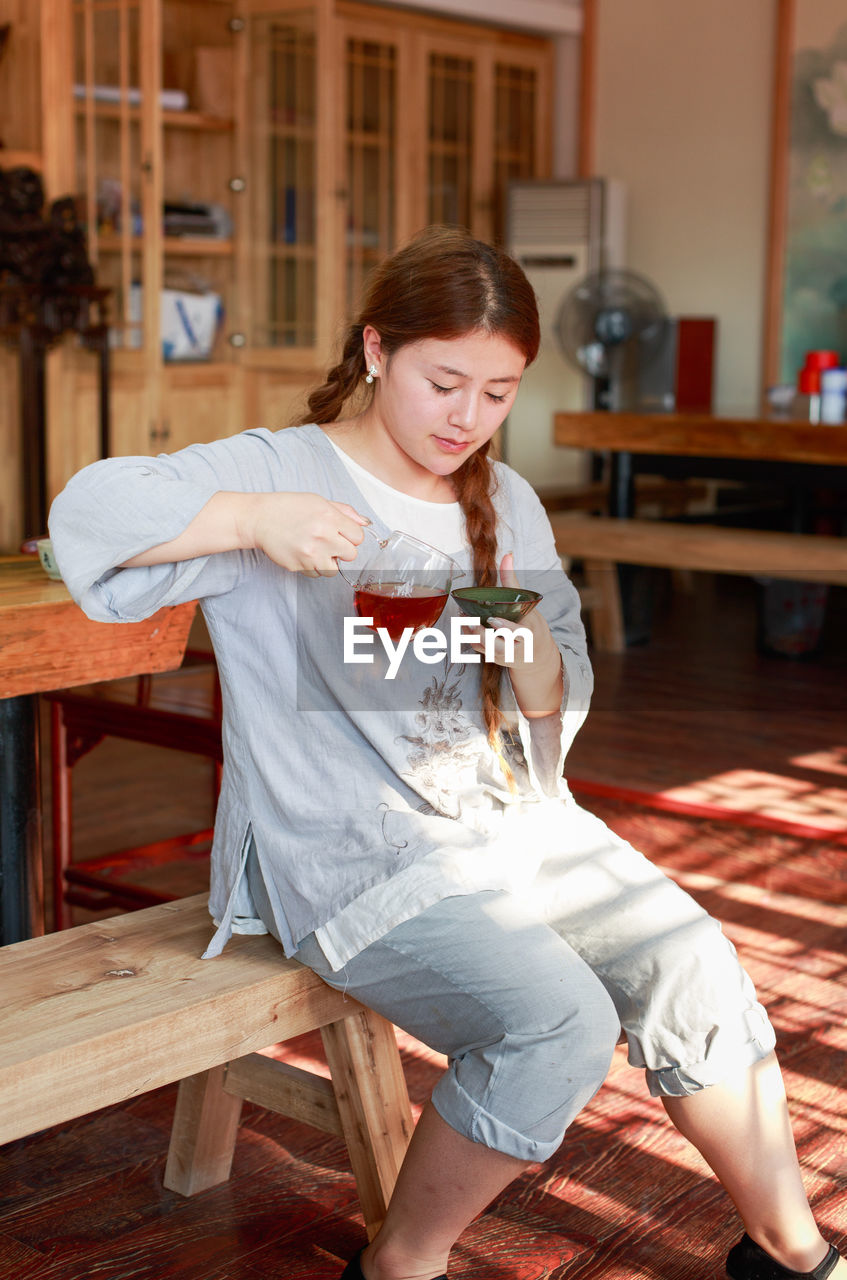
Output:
top-left (248, 804), bottom-right (776, 1164)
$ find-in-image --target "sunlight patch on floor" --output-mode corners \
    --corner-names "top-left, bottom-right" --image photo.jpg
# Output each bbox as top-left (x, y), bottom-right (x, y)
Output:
top-left (660, 768), bottom-right (847, 829)
top-left (660, 865), bottom-right (846, 928)
top-left (791, 747), bottom-right (847, 778)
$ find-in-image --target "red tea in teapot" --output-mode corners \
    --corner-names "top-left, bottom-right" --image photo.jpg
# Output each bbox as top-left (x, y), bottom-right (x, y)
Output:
top-left (354, 582), bottom-right (448, 640)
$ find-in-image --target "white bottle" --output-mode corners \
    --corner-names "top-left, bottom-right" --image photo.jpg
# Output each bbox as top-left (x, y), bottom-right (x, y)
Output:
top-left (820, 367), bottom-right (847, 424)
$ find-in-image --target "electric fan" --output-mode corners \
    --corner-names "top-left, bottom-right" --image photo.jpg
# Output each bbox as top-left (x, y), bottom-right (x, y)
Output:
top-left (553, 268), bottom-right (670, 411)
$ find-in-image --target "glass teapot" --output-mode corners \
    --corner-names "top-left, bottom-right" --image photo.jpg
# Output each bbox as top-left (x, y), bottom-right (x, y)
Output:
top-left (337, 528), bottom-right (464, 639)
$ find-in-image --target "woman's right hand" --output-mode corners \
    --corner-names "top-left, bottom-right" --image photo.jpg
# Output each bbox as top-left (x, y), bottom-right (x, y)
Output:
top-left (249, 491), bottom-right (370, 577)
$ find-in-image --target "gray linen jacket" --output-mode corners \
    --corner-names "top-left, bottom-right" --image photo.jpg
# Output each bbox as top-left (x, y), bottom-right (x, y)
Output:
top-left (48, 425), bottom-right (594, 957)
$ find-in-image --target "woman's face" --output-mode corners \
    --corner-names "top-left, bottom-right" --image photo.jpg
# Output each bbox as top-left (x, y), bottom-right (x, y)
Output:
top-left (367, 328), bottom-right (527, 479)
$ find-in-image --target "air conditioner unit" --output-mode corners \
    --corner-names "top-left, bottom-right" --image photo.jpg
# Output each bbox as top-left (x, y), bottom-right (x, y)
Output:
top-left (504, 178), bottom-right (625, 489)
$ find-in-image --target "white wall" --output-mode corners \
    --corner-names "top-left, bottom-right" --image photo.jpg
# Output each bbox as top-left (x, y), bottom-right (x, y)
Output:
top-left (592, 0), bottom-right (778, 413)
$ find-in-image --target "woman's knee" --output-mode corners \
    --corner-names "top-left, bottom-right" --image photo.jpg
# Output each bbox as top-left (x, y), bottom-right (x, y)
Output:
top-left (438, 971), bottom-right (620, 1161)
top-left (512, 949), bottom-right (619, 1048)
top-left (475, 959), bottom-right (621, 1099)
top-left (514, 962), bottom-right (621, 1085)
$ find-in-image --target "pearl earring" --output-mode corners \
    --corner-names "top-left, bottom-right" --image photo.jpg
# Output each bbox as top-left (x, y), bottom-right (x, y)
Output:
top-left (364, 364), bottom-right (378, 385)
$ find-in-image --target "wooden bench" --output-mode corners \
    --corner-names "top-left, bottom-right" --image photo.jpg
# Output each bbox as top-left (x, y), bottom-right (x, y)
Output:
top-left (0, 894), bottom-right (413, 1239)
top-left (550, 514), bottom-right (847, 652)
top-left (536, 476), bottom-right (710, 517)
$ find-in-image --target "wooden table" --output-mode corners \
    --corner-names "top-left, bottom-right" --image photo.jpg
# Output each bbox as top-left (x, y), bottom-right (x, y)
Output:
top-left (0, 557), bottom-right (196, 944)
top-left (553, 412), bottom-right (847, 518)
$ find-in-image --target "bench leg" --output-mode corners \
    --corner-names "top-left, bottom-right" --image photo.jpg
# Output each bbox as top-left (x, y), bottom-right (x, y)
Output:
top-left (583, 560), bottom-right (626, 652)
top-left (163, 1064), bottom-right (243, 1196)
top-left (321, 1008), bottom-right (414, 1240)
top-left (163, 1009), bottom-right (413, 1239)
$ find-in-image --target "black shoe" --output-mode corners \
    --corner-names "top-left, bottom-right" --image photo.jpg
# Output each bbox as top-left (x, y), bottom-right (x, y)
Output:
top-left (339, 1248), bottom-right (448, 1280)
top-left (726, 1233), bottom-right (841, 1280)
top-left (340, 1250), bottom-right (366, 1280)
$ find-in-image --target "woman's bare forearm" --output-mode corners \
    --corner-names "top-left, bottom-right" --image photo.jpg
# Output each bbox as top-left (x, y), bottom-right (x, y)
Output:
top-left (120, 490), bottom-right (369, 575)
top-left (120, 492), bottom-right (270, 567)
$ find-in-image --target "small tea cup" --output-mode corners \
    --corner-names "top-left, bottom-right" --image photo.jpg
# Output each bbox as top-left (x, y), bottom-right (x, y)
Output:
top-left (36, 538), bottom-right (63, 581)
top-left (451, 585), bottom-right (542, 626)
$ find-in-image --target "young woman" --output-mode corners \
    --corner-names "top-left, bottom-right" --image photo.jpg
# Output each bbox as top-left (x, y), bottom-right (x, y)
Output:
top-left (49, 227), bottom-right (843, 1280)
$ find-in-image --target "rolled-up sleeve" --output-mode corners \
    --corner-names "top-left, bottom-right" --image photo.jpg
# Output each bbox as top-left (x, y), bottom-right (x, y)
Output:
top-left (48, 430), bottom-right (282, 622)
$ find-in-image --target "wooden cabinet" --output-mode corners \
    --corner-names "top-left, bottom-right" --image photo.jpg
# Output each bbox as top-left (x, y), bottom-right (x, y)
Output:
top-left (243, 1), bottom-right (553, 365)
top-left (40, 0), bottom-right (244, 462)
top-left (339, 9), bottom-right (552, 311)
top-left (416, 26), bottom-right (552, 243)
top-left (26, 0), bottom-right (552, 528)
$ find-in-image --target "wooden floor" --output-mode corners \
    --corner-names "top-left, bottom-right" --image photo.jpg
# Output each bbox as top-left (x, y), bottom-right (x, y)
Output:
top-left (4, 574), bottom-right (846, 1280)
top-left (571, 574), bottom-right (847, 829)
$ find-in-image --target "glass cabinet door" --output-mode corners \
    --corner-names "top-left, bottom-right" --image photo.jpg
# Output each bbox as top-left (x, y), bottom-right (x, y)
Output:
top-left (71, 0), bottom-right (148, 351)
top-left (70, 0), bottom-right (241, 360)
top-left (421, 36), bottom-right (551, 247)
top-left (245, 4), bottom-right (319, 351)
top-left (343, 29), bottom-right (399, 315)
top-left (238, 1), bottom-right (549, 360)
top-left (491, 51), bottom-right (551, 243)
top-left (426, 48), bottom-right (476, 233)
top-left (159, 0), bottom-right (241, 362)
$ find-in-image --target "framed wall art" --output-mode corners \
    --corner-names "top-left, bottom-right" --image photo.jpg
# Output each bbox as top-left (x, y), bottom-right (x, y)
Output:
top-left (764, 0), bottom-right (847, 389)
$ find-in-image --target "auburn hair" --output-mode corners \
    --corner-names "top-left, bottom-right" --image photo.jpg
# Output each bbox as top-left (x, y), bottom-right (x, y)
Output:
top-left (304, 225), bottom-right (541, 775)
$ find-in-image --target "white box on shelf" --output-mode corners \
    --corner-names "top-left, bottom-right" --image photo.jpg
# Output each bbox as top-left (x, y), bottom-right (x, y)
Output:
top-left (126, 285), bottom-right (223, 359)
top-left (161, 288), bottom-right (222, 360)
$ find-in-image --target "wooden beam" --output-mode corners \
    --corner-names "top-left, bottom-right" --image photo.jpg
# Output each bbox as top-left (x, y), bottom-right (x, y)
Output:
top-left (164, 1066), bottom-right (244, 1196)
top-left (224, 1053), bottom-right (343, 1135)
top-left (762, 0), bottom-right (795, 394)
top-left (577, 0), bottom-right (597, 178)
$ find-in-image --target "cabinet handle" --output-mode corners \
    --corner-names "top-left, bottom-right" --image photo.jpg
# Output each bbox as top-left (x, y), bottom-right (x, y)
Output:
top-left (228, 17), bottom-right (245, 32)
top-left (229, 332), bottom-right (246, 348)
top-left (229, 176), bottom-right (247, 193)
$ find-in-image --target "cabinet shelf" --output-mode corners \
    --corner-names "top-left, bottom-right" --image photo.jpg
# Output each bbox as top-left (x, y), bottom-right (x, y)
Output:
top-left (96, 234), bottom-right (235, 257)
top-left (264, 122), bottom-right (316, 140)
top-left (74, 102), bottom-right (235, 132)
top-left (262, 243), bottom-right (317, 259)
top-left (346, 128), bottom-right (392, 147)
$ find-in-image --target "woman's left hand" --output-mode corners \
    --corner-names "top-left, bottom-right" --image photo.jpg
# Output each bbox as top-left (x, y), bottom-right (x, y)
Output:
top-left (459, 553), bottom-right (564, 718)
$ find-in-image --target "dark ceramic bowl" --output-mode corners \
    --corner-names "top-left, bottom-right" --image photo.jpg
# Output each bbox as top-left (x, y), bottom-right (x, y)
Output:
top-left (451, 586), bottom-right (542, 625)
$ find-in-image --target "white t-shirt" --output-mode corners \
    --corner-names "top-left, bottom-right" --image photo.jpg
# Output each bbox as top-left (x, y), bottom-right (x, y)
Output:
top-left (325, 435), bottom-right (467, 554)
